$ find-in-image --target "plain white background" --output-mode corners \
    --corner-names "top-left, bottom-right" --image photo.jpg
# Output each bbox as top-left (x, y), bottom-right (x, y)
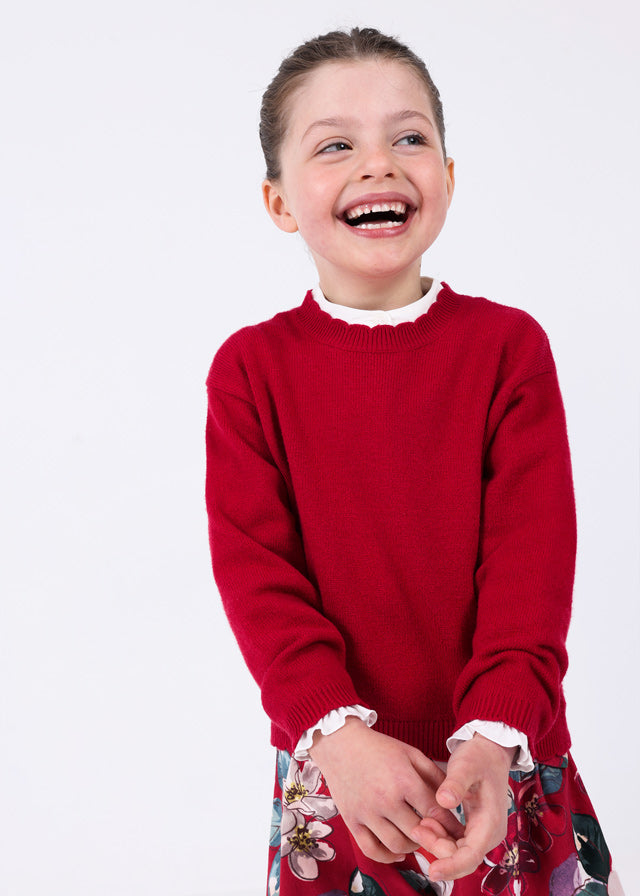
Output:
top-left (1, 1), bottom-right (638, 894)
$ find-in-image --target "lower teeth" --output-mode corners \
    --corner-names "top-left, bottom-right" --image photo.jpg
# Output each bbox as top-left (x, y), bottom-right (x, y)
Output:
top-left (355, 220), bottom-right (404, 229)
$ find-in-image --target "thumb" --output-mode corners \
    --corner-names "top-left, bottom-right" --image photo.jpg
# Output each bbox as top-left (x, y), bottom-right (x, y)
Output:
top-left (436, 764), bottom-right (474, 810)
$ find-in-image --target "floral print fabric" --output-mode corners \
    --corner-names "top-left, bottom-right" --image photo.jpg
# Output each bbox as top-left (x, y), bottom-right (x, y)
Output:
top-left (268, 750), bottom-right (624, 896)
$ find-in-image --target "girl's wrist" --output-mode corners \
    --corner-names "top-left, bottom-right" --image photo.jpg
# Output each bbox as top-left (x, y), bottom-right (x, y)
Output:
top-left (308, 714), bottom-right (369, 764)
top-left (472, 731), bottom-right (517, 769)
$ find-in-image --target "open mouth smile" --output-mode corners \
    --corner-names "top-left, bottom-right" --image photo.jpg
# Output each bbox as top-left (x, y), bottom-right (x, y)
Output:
top-left (342, 200), bottom-right (411, 230)
top-left (337, 196), bottom-right (417, 237)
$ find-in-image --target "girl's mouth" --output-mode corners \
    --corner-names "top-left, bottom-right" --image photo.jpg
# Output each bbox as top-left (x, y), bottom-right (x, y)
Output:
top-left (342, 200), bottom-right (411, 230)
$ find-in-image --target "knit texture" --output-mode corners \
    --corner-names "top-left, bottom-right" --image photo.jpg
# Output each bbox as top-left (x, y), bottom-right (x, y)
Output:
top-left (205, 283), bottom-right (576, 762)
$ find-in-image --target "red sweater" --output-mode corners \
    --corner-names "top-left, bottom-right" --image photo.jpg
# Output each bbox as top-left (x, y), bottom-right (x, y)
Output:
top-left (205, 284), bottom-right (576, 762)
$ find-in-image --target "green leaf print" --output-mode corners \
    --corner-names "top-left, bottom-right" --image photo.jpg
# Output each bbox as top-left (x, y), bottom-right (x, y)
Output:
top-left (269, 797), bottom-right (282, 847)
top-left (399, 869), bottom-right (437, 892)
top-left (581, 882), bottom-right (608, 896)
top-left (277, 750), bottom-right (291, 789)
top-left (539, 764), bottom-right (563, 795)
top-left (349, 868), bottom-right (388, 896)
top-left (571, 812), bottom-right (611, 883)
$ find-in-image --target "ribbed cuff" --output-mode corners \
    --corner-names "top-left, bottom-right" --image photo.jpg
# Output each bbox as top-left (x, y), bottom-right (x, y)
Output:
top-left (455, 685), bottom-right (571, 762)
top-left (275, 681), bottom-right (367, 752)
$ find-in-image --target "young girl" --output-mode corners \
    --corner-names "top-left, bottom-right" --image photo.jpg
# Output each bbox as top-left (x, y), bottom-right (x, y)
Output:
top-left (205, 27), bottom-right (623, 896)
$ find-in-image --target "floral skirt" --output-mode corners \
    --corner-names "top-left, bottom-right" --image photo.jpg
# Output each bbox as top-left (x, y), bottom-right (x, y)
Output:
top-left (267, 749), bottom-right (625, 896)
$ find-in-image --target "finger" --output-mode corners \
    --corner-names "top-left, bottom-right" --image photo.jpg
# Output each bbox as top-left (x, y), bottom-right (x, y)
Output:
top-left (436, 774), bottom-right (472, 810)
top-left (427, 840), bottom-right (487, 882)
top-left (421, 802), bottom-right (466, 840)
top-left (350, 824), bottom-right (406, 865)
top-left (412, 816), bottom-right (452, 842)
top-left (409, 749), bottom-right (447, 790)
top-left (407, 749), bottom-right (467, 838)
top-left (404, 786), bottom-right (465, 839)
top-left (407, 797), bottom-right (465, 840)
top-left (388, 798), bottom-right (463, 845)
top-left (368, 816), bottom-right (421, 857)
top-left (436, 759), bottom-right (477, 810)
top-left (391, 803), bottom-right (434, 845)
top-left (427, 799), bottom-right (507, 882)
top-left (410, 820), bottom-right (458, 861)
top-left (403, 794), bottom-right (465, 840)
top-left (358, 795), bottom-right (442, 850)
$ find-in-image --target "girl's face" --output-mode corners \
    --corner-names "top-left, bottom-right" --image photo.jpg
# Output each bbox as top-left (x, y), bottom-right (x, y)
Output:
top-left (263, 58), bottom-right (454, 305)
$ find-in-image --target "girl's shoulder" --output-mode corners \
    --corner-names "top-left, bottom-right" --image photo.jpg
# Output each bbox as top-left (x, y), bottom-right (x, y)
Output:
top-left (443, 283), bottom-right (556, 381)
top-left (444, 282), bottom-right (548, 337)
top-left (206, 296), bottom-right (308, 395)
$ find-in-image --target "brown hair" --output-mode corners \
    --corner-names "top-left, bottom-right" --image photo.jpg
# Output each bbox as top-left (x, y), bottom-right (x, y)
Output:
top-left (259, 26), bottom-right (447, 181)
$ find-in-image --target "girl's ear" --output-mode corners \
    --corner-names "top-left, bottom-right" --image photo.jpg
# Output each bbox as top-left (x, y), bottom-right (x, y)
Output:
top-left (445, 157), bottom-right (455, 208)
top-left (262, 179), bottom-right (299, 233)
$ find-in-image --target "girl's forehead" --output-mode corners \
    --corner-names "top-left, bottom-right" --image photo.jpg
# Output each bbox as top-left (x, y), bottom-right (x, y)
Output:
top-left (286, 59), bottom-right (434, 132)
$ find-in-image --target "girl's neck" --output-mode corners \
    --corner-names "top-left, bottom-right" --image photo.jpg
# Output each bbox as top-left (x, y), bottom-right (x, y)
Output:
top-left (318, 266), bottom-right (429, 312)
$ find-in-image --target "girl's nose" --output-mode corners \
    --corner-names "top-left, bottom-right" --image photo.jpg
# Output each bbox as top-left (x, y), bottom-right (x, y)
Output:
top-left (358, 144), bottom-right (398, 180)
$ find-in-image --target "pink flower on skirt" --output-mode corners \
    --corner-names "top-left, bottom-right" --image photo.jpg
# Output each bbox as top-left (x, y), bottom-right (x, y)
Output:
top-left (282, 757), bottom-right (338, 820)
top-left (281, 807), bottom-right (336, 880)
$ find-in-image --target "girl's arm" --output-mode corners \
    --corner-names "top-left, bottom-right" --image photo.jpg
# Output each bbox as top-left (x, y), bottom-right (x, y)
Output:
top-left (206, 336), bottom-right (363, 747)
top-left (412, 323), bottom-right (576, 882)
top-left (453, 327), bottom-right (576, 748)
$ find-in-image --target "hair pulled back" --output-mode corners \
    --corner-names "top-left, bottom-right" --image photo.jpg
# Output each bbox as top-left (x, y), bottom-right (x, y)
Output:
top-left (259, 26), bottom-right (447, 181)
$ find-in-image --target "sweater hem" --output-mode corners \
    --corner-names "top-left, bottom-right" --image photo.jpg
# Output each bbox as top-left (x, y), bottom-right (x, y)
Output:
top-left (270, 715), bottom-right (571, 765)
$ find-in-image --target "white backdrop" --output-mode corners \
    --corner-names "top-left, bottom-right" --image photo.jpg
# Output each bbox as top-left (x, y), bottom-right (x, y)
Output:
top-left (1, 1), bottom-right (638, 894)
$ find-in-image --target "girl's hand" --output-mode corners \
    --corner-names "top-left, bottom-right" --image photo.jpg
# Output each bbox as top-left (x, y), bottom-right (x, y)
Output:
top-left (410, 733), bottom-right (516, 881)
top-left (308, 718), bottom-right (466, 864)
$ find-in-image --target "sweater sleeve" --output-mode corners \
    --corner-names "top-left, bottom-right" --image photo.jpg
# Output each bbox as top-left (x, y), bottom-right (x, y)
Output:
top-left (453, 320), bottom-right (576, 752)
top-left (205, 333), bottom-right (364, 749)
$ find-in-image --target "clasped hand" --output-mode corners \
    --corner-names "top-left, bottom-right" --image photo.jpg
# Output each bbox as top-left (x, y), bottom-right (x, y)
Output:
top-left (309, 719), bottom-right (515, 882)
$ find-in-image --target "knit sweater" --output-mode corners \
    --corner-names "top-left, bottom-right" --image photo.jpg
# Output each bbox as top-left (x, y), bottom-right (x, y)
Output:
top-left (205, 283), bottom-right (576, 762)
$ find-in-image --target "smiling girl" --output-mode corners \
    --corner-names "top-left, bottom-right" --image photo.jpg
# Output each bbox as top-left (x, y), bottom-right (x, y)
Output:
top-left (205, 27), bottom-right (622, 896)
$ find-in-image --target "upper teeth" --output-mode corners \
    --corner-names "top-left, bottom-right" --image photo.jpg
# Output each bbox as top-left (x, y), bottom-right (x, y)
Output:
top-left (344, 201), bottom-right (407, 220)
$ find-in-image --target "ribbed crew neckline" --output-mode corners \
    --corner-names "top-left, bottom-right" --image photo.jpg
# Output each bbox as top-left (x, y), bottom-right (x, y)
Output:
top-left (295, 281), bottom-right (462, 352)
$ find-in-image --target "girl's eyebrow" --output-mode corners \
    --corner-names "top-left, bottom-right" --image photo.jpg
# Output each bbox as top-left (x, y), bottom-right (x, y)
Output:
top-left (302, 116), bottom-right (357, 139)
top-left (393, 109), bottom-right (435, 129)
top-left (302, 109), bottom-right (434, 140)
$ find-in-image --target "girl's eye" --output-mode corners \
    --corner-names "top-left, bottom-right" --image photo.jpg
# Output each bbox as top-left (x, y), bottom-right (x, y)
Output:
top-left (396, 133), bottom-right (427, 146)
top-left (319, 141), bottom-right (351, 154)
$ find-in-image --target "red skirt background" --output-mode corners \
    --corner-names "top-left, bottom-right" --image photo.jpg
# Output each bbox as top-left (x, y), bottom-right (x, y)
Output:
top-left (267, 749), bottom-right (625, 896)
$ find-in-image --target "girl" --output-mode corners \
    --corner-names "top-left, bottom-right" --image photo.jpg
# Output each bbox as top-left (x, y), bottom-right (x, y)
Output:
top-left (205, 27), bottom-right (623, 896)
